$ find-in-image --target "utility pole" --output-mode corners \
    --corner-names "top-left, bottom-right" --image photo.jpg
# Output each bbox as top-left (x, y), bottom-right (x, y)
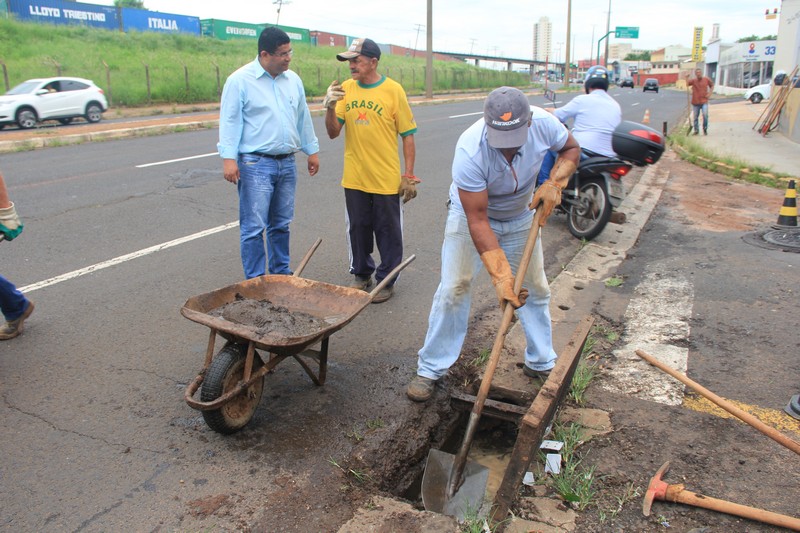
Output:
top-left (604, 0), bottom-right (611, 68)
top-left (565, 0), bottom-right (572, 85)
top-left (273, 0), bottom-right (290, 25)
top-left (413, 23), bottom-right (424, 58)
top-left (591, 25), bottom-right (596, 65)
top-left (469, 38), bottom-right (477, 55)
top-left (425, 0), bottom-right (432, 98)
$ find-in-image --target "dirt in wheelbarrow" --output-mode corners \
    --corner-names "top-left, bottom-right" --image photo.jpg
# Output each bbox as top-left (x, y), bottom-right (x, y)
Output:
top-left (209, 293), bottom-right (328, 338)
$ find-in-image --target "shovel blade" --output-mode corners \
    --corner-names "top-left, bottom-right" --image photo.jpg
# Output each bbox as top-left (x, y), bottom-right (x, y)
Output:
top-left (421, 449), bottom-right (490, 520)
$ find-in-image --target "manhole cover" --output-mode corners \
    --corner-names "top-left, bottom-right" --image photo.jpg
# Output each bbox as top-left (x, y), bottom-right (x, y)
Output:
top-left (743, 227), bottom-right (800, 252)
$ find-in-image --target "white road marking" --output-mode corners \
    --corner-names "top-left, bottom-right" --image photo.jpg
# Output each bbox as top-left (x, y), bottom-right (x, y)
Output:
top-left (449, 111), bottom-right (483, 119)
top-left (19, 222), bottom-right (239, 293)
top-left (136, 152), bottom-right (217, 168)
top-left (600, 264), bottom-right (694, 406)
top-left (631, 102), bottom-right (640, 106)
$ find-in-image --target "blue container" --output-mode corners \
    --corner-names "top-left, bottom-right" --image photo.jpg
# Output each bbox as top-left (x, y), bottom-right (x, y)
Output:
top-left (121, 7), bottom-right (200, 35)
top-left (7, 0), bottom-right (119, 30)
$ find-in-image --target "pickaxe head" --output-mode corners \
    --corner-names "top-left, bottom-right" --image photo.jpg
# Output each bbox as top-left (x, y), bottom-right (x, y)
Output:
top-left (642, 461), bottom-right (671, 516)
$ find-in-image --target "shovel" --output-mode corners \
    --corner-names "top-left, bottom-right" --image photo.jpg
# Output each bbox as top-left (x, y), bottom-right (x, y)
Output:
top-left (422, 208), bottom-right (544, 519)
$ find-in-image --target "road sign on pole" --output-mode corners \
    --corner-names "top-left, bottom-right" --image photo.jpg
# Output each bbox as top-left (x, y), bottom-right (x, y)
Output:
top-left (614, 26), bottom-right (640, 39)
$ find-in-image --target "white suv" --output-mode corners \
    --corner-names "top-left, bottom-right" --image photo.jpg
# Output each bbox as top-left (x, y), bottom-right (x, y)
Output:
top-left (0, 77), bottom-right (108, 130)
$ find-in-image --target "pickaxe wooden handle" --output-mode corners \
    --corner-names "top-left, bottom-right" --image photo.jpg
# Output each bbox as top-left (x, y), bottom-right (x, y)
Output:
top-left (644, 461), bottom-right (800, 531)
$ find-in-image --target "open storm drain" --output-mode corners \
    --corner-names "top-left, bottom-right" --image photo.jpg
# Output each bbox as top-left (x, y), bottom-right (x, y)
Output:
top-left (743, 227), bottom-right (800, 252)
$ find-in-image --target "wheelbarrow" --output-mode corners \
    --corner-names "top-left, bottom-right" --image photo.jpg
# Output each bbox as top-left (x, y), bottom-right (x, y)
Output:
top-left (182, 239), bottom-right (415, 434)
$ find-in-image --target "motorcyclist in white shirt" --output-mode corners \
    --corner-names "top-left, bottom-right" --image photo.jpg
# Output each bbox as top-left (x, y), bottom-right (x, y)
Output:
top-left (537, 65), bottom-right (622, 184)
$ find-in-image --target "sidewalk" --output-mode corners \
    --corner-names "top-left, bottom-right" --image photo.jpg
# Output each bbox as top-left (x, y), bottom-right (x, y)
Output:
top-left (691, 99), bottom-right (800, 179)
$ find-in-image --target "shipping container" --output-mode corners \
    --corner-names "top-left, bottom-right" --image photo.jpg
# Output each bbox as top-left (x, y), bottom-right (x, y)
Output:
top-left (311, 30), bottom-right (347, 48)
top-left (121, 7), bottom-right (200, 35)
top-left (263, 23), bottom-right (309, 43)
top-left (201, 19), bottom-right (262, 41)
top-left (7, 0), bottom-right (119, 31)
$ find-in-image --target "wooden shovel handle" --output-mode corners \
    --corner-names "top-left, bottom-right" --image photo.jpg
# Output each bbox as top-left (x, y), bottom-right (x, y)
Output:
top-left (666, 485), bottom-right (800, 531)
top-left (635, 349), bottom-right (800, 456)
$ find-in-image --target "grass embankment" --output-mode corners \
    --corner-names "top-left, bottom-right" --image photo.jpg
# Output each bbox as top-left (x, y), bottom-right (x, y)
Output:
top-left (0, 17), bottom-right (530, 107)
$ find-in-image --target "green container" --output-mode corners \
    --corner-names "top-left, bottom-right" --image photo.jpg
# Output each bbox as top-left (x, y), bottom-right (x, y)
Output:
top-left (273, 24), bottom-right (310, 43)
top-left (201, 19), bottom-right (263, 41)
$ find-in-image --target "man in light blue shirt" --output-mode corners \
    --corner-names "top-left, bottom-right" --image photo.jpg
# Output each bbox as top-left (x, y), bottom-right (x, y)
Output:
top-left (407, 87), bottom-right (580, 402)
top-left (218, 26), bottom-right (320, 279)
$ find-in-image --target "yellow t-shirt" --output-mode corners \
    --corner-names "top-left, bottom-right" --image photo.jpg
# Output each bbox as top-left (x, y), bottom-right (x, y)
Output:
top-left (335, 76), bottom-right (417, 194)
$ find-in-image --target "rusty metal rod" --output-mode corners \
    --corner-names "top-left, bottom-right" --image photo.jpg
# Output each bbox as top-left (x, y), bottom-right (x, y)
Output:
top-left (636, 349), bottom-right (800, 456)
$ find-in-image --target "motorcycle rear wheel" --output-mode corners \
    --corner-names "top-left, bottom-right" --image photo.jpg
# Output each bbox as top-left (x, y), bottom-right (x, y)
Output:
top-left (567, 177), bottom-right (612, 240)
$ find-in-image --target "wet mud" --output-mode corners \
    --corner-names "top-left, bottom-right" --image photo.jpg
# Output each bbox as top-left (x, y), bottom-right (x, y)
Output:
top-left (209, 293), bottom-right (327, 338)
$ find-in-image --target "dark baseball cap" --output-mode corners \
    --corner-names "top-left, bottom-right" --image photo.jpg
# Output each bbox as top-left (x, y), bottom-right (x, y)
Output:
top-left (336, 38), bottom-right (381, 61)
top-left (484, 86), bottom-right (532, 149)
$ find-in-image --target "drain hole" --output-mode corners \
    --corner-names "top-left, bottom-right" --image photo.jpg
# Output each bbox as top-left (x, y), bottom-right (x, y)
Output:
top-left (574, 285), bottom-right (584, 290)
top-left (558, 304), bottom-right (570, 311)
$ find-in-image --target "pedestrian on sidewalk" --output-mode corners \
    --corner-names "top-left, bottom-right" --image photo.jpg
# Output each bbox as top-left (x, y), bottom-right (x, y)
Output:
top-left (406, 87), bottom-right (580, 402)
top-left (0, 170), bottom-right (34, 340)
top-left (323, 38), bottom-right (418, 304)
top-left (217, 26), bottom-right (320, 279)
top-left (686, 68), bottom-right (713, 135)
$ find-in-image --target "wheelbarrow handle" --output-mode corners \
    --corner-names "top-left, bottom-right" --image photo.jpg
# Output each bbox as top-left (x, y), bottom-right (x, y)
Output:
top-left (368, 255), bottom-right (416, 299)
top-left (293, 238), bottom-right (322, 278)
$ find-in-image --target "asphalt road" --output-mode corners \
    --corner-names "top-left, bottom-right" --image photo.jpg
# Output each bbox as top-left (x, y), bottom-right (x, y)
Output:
top-left (0, 88), bottom-right (756, 532)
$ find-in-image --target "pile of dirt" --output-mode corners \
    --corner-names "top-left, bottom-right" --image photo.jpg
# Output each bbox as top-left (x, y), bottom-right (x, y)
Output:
top-left (209, 293), bottom-right (327, 338)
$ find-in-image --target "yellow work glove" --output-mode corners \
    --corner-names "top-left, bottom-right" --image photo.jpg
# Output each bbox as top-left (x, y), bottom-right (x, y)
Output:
top-left (398, 175), bottom-right (421, 204)
top-left (0, 202), bottom-right (23, 241)
top-left (480, 248), bottom-right (528, 310)
top-left (322, 80), bottom-right (345, 110)
top-left (529, 157), bottom-right (577, 226)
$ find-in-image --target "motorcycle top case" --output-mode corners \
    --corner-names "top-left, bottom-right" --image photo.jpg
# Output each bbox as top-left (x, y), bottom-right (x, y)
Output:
top-left (612, 121), bottom-right (665, 166)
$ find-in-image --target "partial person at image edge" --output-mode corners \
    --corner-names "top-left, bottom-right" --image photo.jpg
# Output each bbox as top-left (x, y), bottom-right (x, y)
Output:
top-left (0, 169), bottom-right (35, 340)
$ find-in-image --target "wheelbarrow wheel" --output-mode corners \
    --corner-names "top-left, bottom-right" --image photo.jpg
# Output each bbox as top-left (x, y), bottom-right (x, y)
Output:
top-left (200, 343), bottom-right (264, 434)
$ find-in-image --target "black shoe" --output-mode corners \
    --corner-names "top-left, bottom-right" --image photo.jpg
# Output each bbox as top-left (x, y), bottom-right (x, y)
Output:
top-left (703, 130), bottom-right (707, 135)
top-left (523, 364), bottom-right (551, 381)
top-left (692, 131), bottom-right (699, 136)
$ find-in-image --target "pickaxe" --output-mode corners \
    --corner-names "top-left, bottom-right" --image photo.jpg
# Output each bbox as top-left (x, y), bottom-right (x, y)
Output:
top-left (643, 461), bottom-right (800, 531)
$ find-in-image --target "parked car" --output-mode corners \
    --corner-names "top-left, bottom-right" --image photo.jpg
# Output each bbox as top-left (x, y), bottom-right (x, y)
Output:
top-left (643, 78), bottom-right (659, 93)
top-left (619, 78), bottom-right (634, 88)
top-left (0, 77), bottom-right (108, 130)
top-left (744, 83), bottom-right (770, 104)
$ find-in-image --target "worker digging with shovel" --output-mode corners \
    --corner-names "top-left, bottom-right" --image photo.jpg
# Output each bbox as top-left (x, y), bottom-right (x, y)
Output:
top-left (407, 86), bottom-right (580, 402)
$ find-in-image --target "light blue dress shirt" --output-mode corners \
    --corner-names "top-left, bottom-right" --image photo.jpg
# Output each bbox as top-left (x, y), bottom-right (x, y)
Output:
top-left (217, 57), bottom-right (319, 160)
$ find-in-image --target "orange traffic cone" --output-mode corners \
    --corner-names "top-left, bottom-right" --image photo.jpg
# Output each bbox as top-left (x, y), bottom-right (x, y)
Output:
top-left (643, 109), bottom-right (651, 124)
top-left (775, 180), bottom-right (798, 227)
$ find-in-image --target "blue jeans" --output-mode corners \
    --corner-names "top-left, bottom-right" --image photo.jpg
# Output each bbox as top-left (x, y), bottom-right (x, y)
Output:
top-left (237, 153), bottom-right (297, 278)
top-left (0, 275), bottom-right (30, 322)
top-left (416, 204), bottom-right (557, 380)
top-left (692, 103), bottom-right (709, 133)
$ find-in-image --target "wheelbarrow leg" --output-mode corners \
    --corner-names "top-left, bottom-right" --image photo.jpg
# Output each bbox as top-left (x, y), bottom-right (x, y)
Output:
top-left (292, 337), bottom-right (329, 386)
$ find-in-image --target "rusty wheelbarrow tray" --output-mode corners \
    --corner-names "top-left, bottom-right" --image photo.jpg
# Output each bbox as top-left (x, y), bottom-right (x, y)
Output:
top-left (182, 239), bottom-right (415, 434)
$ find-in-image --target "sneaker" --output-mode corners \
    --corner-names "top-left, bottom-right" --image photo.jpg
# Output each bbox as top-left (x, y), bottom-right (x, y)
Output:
top-left (349, 275), bottom-right (373, 291)
top-left (371, 285), bottom-right (394, 304)
top-left (407, 375), bottom-right (437, 402)
top-left (523, 364), bottom-right (551, 381)
top-left (703, 130), bottom-right (708, 135)
top-left (0, 301), bottom-right (34, 340)
top-left (692, 131), bottom-right (699, 136)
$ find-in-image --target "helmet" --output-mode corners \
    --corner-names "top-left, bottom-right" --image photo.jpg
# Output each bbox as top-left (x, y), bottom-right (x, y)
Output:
top-left (584, 66), bottom-right (610, 93)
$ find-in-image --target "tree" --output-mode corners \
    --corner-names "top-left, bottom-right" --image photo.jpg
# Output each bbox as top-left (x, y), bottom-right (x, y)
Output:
top-left (624, 51), bottom-right (651, 61)
top-left (114, 0), bottom-right (145, 8)
top-left (736, 35), bottom-right (777, 43)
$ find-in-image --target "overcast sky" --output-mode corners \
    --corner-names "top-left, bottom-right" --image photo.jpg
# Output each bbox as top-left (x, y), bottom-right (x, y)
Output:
top-left (92, 0), bottom-right (781, 61)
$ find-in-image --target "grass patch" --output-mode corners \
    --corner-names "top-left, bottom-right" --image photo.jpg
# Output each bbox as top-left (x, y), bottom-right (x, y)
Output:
top-left (604, 275), bottom-right (623, 288)
top-left (669, 131), bottom-right (790, 188)
top-left (545, 421), bottom-right (597, 511)
top-left (470, 347), bottom-right (491, 368)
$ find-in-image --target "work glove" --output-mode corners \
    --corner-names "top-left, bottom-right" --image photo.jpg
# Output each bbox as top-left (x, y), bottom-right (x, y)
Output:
top-left (0, 202), bottom-right (23, 241)
top-left (322, 81), bottom-right (345, 110)
top-left (480, 248), bottom-right (528, 310)
top-left (529, 157), bottom-right (577, 226)
top-left (399, 175), bottom-right (421, 204)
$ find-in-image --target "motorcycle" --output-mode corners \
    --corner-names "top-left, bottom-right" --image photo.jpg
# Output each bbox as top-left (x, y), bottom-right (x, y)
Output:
top-left (545, 120), bottom-right (665, 241)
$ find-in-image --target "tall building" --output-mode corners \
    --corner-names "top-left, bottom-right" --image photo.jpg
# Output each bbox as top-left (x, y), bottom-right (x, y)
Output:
top-left (533, 16), bottom-right (552, 62)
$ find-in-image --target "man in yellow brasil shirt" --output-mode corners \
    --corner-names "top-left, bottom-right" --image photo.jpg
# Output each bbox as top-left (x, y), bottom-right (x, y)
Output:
top-left (324, 38), bottom-right (418, 304)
